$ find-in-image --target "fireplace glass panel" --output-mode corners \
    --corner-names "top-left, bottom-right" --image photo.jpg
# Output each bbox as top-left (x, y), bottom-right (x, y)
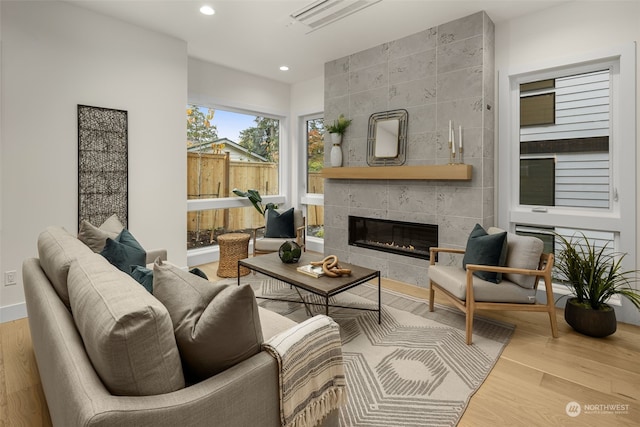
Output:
top-left (348, 216), bottom-right (437, 260)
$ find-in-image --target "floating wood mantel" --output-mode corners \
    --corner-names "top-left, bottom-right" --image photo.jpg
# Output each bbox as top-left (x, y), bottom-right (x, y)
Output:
top-left (320, 164), bottom-right (472, 180)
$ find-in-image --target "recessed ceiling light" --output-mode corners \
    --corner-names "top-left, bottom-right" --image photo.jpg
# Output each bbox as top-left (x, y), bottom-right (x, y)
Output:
top-left (279, 66), bottom-right (290, 71)
top-left (200, 5), bottom-right (215, 16)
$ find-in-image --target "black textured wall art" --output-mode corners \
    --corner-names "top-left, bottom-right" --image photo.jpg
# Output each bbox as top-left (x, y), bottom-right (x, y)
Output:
top-left (78, 105), bottom-right (128, 229)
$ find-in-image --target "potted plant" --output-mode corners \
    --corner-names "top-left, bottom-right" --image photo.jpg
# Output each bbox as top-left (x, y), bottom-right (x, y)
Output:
top-left (326, 114), bottom-right (352, 145)
top-left (555, 233), bottom-right (640, 337)
top-left (325, 114), bottom-right (352, 167)
top-left (232, 188), bottom-right (278, 215)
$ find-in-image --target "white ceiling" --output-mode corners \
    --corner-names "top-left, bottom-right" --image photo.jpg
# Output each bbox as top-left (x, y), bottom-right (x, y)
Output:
top-left (69, 0), bottom-right (567, 84)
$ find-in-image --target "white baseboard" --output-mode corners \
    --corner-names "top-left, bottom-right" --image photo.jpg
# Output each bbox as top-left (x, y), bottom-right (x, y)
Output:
top-left (187, 246), bottom-right (220, 266)
top-left (1, 302), bottom-right (27, 323)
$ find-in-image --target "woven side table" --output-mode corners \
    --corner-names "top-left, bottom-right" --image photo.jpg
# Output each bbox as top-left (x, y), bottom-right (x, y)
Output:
top-left (217, 233), bottom-right (251, 278)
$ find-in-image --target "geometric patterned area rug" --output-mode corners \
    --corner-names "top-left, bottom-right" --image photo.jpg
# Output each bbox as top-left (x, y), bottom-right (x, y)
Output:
top-left (226, 276), bottom-right (515, 427)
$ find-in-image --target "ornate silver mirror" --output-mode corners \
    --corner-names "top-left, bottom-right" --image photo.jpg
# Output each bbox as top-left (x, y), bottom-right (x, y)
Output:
top-left (367, 109), bottom-right (408, 166)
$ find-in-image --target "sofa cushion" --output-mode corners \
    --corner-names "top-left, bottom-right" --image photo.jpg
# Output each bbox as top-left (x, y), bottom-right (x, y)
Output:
top-left (67, 254), bottom-right (185, 396)
top-left (100, 229), bottom-right (146, 274)
top-left (255, 238), bottom-right (292, 252)
top-left (258, 306), bottom-right (297, 341)
top-left (488, 227), bottom-right (544, 289)
top-left (429, 265), bottom-right (537, 303)
top-left (129, 265), bottom-right (209, 294)
top-left (153, 259), bottom-right (263, 382)
top-left (265, 208), bottom-right (295, 238)
top-left (37, 226), bottom-right (95, 309)
top-left (77, 214), bottom-right (125, 252)
top-left (462, 224), bottom-right (508, 283)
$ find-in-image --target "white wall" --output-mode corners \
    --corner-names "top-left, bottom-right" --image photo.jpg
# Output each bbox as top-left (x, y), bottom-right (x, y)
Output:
top-left (0, 1), bottom-right (187, 320)
top-left (0, 0), bottom-right (4, 313)
top-left (188, 57), bottom-right (290, 115)
top-left (188, 57), bottom-right (294, 200)
top-left (290, 76), bottom-right (324, 253)
top-left (290, 75), bottom-right (324, 204)
top-left (495, 0), bottom-right (640, 325)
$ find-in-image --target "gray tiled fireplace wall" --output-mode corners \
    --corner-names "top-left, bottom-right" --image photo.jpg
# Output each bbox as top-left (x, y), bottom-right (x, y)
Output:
top-left (323, 12), bottom-right (495, 287)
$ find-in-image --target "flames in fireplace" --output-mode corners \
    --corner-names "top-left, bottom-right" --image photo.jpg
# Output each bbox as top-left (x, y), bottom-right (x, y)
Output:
top-left (363, 240), bottom-right (415, 252)
top-left (348, 216), bottom-right (438, 260)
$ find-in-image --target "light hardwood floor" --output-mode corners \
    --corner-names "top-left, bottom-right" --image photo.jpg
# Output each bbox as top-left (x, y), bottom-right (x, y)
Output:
top-left (2, 260), bottom-right (639, 426)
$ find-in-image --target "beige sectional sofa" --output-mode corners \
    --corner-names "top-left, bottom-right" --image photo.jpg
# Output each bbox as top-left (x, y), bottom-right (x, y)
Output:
top-left (22, 226), bottom-right (339, 427)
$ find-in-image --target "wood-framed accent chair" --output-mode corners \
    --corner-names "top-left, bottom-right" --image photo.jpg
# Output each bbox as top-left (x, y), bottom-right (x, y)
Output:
top-left (428, 229), bottom-right (559, 345)
top-left (252, 208), bottom-right (306, 257)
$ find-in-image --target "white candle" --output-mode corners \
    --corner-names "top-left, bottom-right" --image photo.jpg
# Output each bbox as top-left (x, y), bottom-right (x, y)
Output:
top-left (459, 125), bottom-right (462, 149)
top-left (452, 131), bottom-right (456, 154)
top-left (448, 120), bottom-right (452, 142)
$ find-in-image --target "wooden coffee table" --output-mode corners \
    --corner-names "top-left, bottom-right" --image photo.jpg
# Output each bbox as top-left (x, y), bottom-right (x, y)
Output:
top-left (238, 253), bottom-right (381, 324)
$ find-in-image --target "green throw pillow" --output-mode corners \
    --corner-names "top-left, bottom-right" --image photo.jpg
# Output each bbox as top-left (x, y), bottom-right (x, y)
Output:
top-left (100, 229), bottom-right (146, 274)
top-left (462, 224), bottom-right (508, 283)
top-left (265, 208), bottom-right (295, 238)
top-left (130, 265), bottom-right (154, 293)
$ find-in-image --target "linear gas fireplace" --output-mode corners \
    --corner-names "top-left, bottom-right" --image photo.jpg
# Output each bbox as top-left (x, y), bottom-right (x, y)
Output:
top-left (348, 216), bottom-right (438, 260)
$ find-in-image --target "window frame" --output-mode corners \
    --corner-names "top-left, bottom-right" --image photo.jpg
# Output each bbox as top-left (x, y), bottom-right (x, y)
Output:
top-left (298, 112), bottom-right (325, 251)
top-left (497, 43), bottom-right (637, 297)
top-left (186, 103), bottom-right (288, 265)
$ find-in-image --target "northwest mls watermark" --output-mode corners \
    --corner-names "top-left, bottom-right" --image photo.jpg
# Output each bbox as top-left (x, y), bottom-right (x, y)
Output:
top-left (566, 401), bottom-right (630, 417)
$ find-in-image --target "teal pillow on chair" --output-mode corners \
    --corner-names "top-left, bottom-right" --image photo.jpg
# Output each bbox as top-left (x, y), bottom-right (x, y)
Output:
top-left (462, 224), bottom-right (508, 283)
top-left (100, 229), bottom-right (146, 274)
top-left (264, 208), bottom-right (295, 238)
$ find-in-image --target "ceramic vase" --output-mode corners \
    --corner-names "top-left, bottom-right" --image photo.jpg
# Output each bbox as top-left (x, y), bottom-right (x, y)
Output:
top-left (329, 133), bottom-right (343, 167)
top-left (330, 144), bottom-right (343, 167)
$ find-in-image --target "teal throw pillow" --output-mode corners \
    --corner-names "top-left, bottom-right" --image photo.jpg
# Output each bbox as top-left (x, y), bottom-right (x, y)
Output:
top-left (100, 229), bottom-right (146, 274)
top-left (130, 265), bottom-right (154, 293)
top-left (462, 224), bottom-right (508, 283)
top-left (265, 208), bottom-right (295, 238)
top-left (130, 266), bottom-right (209, 294)
top-left (189, 267), bottom-right (209, 280)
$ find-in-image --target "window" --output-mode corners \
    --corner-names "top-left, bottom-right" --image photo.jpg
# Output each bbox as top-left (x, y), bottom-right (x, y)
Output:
top-left (301, 114), bottom-right (325, 241)
top-left (499, 44), bottom-right (636, 297)
top-left (519, 70), bottom-right (611, 209)
top-left (186, 105), bottom-right (282, 250)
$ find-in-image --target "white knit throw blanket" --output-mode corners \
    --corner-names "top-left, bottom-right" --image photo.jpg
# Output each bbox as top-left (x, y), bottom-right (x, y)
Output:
top-left (262, 315), bottom-right (347, 427)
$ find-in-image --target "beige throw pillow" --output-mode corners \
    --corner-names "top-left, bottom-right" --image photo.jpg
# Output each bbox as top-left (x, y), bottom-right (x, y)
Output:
top-left (37, 226), bottom-right (95, 309)
top-left (67, 254), bottom-right (185, 396)
top-left (488, 227), bottom-right (544, 289)
top-left (77, 214), bottom-right (125, 252)
top-left (153, 259), bottom-right (263, 382)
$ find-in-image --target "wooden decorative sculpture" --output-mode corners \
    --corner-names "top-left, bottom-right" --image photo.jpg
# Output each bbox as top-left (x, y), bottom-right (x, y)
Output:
top-left (310, 255), bottom-right (351, 277)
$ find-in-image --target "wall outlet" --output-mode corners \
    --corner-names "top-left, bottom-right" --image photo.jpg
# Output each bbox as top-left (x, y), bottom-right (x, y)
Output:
top-left (4, 271), bottom-right (17, 286)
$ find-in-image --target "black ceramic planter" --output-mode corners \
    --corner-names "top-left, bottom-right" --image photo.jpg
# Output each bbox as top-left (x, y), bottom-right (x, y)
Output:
top-left (564, 298), bottom-right (617, 338)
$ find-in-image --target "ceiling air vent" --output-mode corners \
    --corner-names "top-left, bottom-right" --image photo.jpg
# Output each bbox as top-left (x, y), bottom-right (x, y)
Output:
top-left (290, 0), bottom-right (381, 33)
